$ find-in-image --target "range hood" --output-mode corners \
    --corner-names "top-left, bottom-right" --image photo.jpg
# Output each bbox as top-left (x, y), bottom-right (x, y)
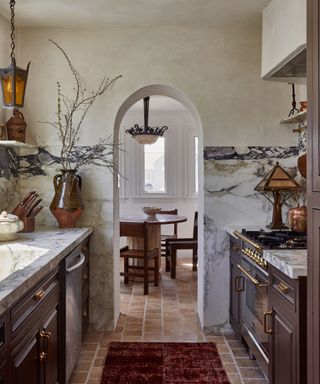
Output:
top-left (263, 45), bottom-right (306, 82)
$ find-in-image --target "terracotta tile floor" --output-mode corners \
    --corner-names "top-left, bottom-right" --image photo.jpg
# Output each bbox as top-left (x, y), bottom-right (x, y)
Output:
top-left (69, 258), bottom-right (268, 384)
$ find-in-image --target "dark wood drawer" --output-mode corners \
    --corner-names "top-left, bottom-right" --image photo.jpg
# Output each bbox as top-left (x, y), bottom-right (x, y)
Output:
top-left (11, 269), bottom-right (59, 333)
top-left (270, 267), bottom-right (297, 314)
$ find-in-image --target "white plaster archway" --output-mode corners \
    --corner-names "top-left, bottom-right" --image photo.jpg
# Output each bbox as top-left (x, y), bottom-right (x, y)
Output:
top-left (112, 84), bottom-right (205, 328)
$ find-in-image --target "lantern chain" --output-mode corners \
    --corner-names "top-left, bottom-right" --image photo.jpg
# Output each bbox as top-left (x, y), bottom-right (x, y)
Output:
top-left (10, 0), bottom-right (16, 61)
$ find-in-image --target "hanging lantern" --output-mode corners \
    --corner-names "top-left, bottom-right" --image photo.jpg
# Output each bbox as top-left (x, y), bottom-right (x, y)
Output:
top-left (0, 0), bottom-right (30, 108)
top-left (125, 97), bottom-right (168, 144)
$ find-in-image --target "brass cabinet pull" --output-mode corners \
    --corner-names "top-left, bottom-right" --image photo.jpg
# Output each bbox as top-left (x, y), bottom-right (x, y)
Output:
top-left (263, 311), bottom-right (273, 334)
top-left (39, 352), bottom-right (48, 362)
top-left (235, 276), bottom-right (245, 292)
top-left (34, 289), bottom-right (45, 301)
top-left (40, 331), bottom-right (51, 340)
top-left (82, 310), bottom-right (88, 319)
top-left (237, 264), bottom-right (268, 288)
top-left (277, 281), bottom-right (289, 294)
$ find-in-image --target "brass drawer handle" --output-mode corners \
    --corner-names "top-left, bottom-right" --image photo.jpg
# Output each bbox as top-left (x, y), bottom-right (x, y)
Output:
top-left (34, 289), bottom-right (45, 301)
top-left (235, 276), bottom-right (245, 292)
top-left (39, 352), bottom-right (48, 362)
top-left (277, 281), bottom-right (289, 294)
top-left (40, 331), bottom-right (51, 340)
top-left (237, 264), bottom-right (268, 287)
top-left (264, 311), bottom-right (273, 334)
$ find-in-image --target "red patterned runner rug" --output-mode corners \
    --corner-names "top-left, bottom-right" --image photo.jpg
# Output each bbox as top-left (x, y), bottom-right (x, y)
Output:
top-left (100, 342), bottom-right (230, 384)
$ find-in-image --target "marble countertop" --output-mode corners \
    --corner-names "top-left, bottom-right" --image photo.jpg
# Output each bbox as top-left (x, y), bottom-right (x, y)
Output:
top-left (225, 225), bottom-right (307, 279)
top-left (263, 249), bottom-right (307, 279)
top-left (0, 227), bottom-right (92, 317)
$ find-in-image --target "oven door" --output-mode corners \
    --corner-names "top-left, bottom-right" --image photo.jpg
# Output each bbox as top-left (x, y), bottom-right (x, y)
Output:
top-left (238, 259), bottom-right (269, 359)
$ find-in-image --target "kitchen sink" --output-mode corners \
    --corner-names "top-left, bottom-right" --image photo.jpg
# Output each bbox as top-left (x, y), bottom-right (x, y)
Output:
top-left (0, 244), bottom-right (48, 281)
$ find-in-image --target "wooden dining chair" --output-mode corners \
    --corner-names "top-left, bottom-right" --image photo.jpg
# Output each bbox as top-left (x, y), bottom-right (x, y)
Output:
top-left (159, 208), bottom-right (178, 272)
top-left (166, 211), bottom-right (198, 279)
top-left (120, 221), bottom-right (159, 295)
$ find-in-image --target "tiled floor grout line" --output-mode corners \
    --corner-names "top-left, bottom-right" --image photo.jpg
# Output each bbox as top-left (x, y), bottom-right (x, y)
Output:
top-left (85, 341), bottom-right (101, 384)
top-left (224, 335), bottom-right (246, 384)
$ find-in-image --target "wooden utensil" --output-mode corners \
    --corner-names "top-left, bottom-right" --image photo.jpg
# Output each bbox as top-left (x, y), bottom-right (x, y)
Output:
top-left (297, 153), bottom-right (307, 178)
top-left (27, 199), bottom-right (42, 217)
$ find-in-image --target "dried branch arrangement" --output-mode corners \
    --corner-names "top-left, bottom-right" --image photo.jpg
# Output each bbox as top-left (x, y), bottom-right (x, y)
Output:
top-left (41, 39), bottom-right (122, 172)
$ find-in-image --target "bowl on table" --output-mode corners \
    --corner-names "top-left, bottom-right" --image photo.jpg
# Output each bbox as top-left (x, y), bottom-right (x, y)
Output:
top-left (142, 207), bottom-right (161, 219)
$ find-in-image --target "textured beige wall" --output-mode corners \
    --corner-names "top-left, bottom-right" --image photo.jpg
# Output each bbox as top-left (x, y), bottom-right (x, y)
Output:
top-left (17, 26), bottom-right (296, 147)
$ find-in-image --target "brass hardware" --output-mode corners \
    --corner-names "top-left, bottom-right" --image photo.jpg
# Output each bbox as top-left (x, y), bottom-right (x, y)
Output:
top-left (235, 276), bottom-right (244, 292)
top-left (82, 246), bottom-right (88, 253)
top-left (82, 274), bottom-right (89, 280)
top-left (39, 352), bottom-right (48, 362)
top-left (82, 311), bottom-right (88, 319)
top-left (40, 331), bottom-right (51, 339)
top-left (277, 281), bottom-right (289, 294)
top-left (263, 311), bottom-right (273, 334)
top-left (233, 231), bottom-right (261, 250)
top-left (34, 289), bottom-right (45, 301)
top-left (237, 264), bottom-right (268, 287)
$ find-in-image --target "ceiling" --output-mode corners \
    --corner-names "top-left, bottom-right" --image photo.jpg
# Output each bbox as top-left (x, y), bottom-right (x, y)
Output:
top-left (0, 0), bottom-right (270, 28)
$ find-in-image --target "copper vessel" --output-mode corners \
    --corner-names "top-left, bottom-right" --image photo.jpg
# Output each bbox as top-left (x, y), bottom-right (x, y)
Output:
top-left (288, 206), bottom-right (307, 233)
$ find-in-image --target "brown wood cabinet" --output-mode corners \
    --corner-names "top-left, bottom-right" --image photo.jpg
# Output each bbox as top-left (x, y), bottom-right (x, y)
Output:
top-left (11, 269), bottom-right (60, 384)
top-left (229, 236), bottom-right (242, 335)
top-left (1, 235), bottom-right (91, 384)
top-left (268, 267), bottom-right (307, 384)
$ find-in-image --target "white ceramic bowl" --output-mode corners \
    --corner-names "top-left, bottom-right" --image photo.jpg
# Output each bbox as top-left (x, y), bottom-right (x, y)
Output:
top-left (0, 211), bottom-right (24, 241)
top-left (142, 207), bottom-right (161, 218)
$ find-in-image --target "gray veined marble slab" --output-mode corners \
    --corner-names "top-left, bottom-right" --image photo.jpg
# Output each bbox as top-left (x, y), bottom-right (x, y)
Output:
top-left (0, 227), bottom-right (92, 317)
top-left (263, 249), bottom-right (307, 279)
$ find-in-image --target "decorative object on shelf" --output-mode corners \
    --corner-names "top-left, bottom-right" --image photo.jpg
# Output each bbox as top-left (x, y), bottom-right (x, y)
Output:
top-left (288, 83), bottom-right (299, 117)
top-left (50, 169), bottom-right (84, 229)
top-left (142, 206), bottom-right (161, 219)
top-left (299, 101), bottom-right (307, 112)
top-left (254, 162), bottom-right (301, 229)
top-left (0, 0), bottom-right (30, 108)
top-left (125, 97), bottom-right (168, 144)
top-left (5, 109), bottom-right (27, 142)
top-left (11, 190), bottom-right (43, 232)
top-left (0, 124), bottom-right (7, 140)
top-left (0, 211), bottom-right (24, 241)
top-left (40, 40), bottom-right (121, 228)
top-left (288, 205), bottom-right (307, 233)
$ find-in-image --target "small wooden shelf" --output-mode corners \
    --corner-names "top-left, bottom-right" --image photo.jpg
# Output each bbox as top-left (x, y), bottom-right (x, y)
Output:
top-left (280, 110), bottom-right (307, 125)
top-left (0, 140), bottom-right (35, 148)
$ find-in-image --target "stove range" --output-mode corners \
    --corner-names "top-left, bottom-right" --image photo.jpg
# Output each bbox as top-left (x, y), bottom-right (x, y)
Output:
top-left (233, 229), bottom-right (307, 271)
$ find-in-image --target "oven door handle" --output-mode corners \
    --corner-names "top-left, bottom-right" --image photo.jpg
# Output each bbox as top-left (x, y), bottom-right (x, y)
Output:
top-left (237, 264), bottom-right (268, 287)
top-left (233, 231), bottom-right (261, 250)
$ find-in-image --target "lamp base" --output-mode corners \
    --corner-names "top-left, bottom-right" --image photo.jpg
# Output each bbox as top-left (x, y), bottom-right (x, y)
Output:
top-left (266, 222), bottom-right (289, 230)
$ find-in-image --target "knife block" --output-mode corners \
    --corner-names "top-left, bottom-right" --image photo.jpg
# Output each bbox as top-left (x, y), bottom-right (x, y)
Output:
top-left (20, 217), bottom-right (35, 233)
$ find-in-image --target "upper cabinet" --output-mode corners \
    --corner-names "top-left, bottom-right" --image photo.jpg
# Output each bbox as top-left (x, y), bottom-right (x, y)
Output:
top-left (261, 0), bottom-right (306, 82)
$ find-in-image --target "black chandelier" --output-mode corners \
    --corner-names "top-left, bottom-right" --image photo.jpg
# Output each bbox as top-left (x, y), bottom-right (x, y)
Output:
top-left (0, 0), bottom-right (30, 108)
top-left (125, 96), bottom-right (168, 144)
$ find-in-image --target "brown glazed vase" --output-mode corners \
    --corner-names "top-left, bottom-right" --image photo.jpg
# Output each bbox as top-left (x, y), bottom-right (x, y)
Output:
top-left (50, 169), bottom-right (84, 229)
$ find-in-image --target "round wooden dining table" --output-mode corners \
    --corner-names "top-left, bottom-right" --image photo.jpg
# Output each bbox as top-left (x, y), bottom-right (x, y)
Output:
top-left (120, 214), bottom-right (187, 275)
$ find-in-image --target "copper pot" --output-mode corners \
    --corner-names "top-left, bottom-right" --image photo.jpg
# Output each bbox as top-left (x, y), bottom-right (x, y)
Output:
top-left (288, 206), bottom-right (307, 233)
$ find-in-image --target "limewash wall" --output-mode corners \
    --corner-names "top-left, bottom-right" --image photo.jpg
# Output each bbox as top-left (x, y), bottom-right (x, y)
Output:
top-left (11, 25), bottom-right (301, 332)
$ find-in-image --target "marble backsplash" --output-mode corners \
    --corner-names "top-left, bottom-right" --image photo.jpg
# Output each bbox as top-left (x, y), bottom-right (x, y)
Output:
top-left (0, 144), bottom-right (303, 333)
top-left (203, 145), bottom-right (302, 332)
top-left (0, 147), bottom-right (20, 212)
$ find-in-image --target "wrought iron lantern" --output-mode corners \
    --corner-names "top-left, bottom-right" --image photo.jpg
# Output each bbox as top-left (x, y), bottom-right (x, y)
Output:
top-left (0, 0), bottom-right (30, 108)
top-left (125, 96), bottom-right (168, 144)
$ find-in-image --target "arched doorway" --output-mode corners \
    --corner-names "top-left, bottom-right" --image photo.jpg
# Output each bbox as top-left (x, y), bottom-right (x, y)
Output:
top-left (113, 84), bottom-right (204, 328)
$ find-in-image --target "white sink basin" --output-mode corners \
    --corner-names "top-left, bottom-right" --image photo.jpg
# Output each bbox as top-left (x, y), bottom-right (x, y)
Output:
top-left (0, 244), bottom-right (48, 281)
